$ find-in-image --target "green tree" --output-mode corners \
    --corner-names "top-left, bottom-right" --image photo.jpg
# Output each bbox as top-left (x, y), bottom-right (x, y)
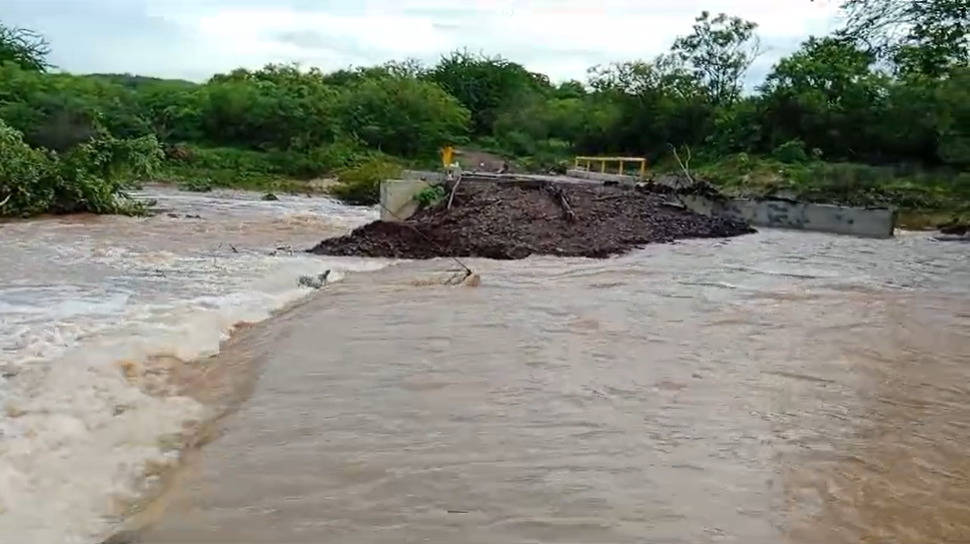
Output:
top-left (584, 58), bottom-right (712, 158)
top-left (199, 64), bottom-right (341, 150)
top-left (0, 65), bottom-right (150, 151)
top-left (337, 74), bottom-right (470, 158)
top-left (0, 24), bottom-right (51, 72)
top-left (758, 37), bottom-right (887, 161)
top-left (671, 11), bottom-right (762, 105)
top-left (932, 65), bottom-right (970, 166)
top-left (836, 0), bottom-right (969, 77)
top-left (427, 50), bottom-right (550, 136)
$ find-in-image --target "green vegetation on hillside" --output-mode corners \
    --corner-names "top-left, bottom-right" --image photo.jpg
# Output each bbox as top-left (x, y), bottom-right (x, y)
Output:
top-left (0, 0), bottom-right (967, 223)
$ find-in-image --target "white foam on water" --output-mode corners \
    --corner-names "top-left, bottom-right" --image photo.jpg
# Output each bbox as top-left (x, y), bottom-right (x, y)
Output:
top-left (0, 188), bottom-right (389, 543)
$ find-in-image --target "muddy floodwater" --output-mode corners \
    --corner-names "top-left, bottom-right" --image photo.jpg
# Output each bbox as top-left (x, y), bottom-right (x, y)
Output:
top-left (2, 188), bottom-right (969, 544)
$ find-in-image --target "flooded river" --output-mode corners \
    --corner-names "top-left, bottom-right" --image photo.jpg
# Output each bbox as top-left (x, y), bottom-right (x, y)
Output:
top-left (1, 188), bottom-right (968, 543)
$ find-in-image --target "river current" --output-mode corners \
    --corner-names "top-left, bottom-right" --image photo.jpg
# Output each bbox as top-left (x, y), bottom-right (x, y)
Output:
top-left (1, 188), bottom-right (968, 543)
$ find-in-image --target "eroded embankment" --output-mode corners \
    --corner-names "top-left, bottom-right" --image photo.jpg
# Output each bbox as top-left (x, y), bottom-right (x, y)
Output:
top-left (308, 180), bottom-right (755, 260)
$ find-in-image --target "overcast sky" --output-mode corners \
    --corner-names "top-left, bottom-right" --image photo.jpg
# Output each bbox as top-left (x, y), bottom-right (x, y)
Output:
top-left (1, 0), bottom-right (843, 83)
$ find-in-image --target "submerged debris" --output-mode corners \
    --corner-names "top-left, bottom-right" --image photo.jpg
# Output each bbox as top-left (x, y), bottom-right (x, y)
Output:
top-left (269, 245), bottom-right (295, 256)
top-left (298, 269), bottom-right (331, 289)
top-left (308, 180), bottom-right (755, 260)
top-left (938, 221), bottom-right (968, 236)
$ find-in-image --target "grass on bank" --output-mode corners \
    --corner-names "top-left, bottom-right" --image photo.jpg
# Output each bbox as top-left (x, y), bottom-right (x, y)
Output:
top-left (685, 154), bottom-right (970, 229)
top-left (158, 144), bottom-right (343, 194)
top-left (154, 144), bottom-right (410, 205)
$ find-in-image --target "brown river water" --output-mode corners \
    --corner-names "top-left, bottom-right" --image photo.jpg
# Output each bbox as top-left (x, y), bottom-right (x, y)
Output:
top-left (1, 188), bottom-right (968, 544)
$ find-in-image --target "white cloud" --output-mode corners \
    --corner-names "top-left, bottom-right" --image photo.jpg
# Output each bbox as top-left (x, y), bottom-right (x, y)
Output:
top-left (1, 0), bottom-right (844, 82)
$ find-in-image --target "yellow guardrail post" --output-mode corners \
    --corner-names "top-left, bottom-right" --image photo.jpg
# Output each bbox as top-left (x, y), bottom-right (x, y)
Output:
top-left (441, 146), bottom-right (454, 169)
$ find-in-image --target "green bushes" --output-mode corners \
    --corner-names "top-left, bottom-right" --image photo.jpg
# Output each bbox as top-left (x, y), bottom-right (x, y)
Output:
top-left (336, 75), bottom-right (469, 158)
top-left (0, 119), bottom-right (161, 217)
top-left (158, 142), bottom-right (386, 194)
top-left (161, 145), bottom-right (288, 189)
top-left (0, 119), bottom-right (55, 216)
top-left (327, 155), bottom-right (404, 205)
top-left (414, 185), bottom-right (446, 207)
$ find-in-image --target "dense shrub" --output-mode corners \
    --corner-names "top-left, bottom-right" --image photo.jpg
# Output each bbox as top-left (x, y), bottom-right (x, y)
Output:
top-left (0, 119), bottom-right (162, 217)
top-left (328, 155), bottom-right (405, 206)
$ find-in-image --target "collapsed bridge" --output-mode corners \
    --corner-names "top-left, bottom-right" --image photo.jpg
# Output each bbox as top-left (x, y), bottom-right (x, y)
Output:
top-left (308, 171), bottom-right (755, 260)
top-left (308, 155), bottom-right (898, 261)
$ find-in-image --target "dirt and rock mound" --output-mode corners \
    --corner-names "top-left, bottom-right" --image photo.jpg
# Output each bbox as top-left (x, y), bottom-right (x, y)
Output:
top-left (308, 180), bottom-right (755, 260)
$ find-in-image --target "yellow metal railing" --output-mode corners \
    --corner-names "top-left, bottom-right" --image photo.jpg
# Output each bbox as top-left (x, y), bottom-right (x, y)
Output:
top-left (573, 156), bottom-right (647, 179)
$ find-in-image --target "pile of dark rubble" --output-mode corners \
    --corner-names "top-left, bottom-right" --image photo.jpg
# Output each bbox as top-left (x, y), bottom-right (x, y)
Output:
top-left (308, 179), bottom-right (755, 260)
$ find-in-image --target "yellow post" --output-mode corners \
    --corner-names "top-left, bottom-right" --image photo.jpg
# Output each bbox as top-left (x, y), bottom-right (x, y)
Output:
top-left (441, 146), bottom-right (454, 169)
top-left (639, 159), bottom-right (646, 180)
top-left (618, 160), bottom-right (624, 176)
top-left (600, 160), bottom-right (606, 173)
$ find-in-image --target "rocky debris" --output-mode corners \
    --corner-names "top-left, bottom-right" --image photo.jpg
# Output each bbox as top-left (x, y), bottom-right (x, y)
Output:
top-left (308, 180), bottom-right (754, 261)
top-left (934, 219), bottom-right (970, 242)
top-left (641, 174), bottom-right (730, 202)
top-left (938, 220), bottom-right (968, 236)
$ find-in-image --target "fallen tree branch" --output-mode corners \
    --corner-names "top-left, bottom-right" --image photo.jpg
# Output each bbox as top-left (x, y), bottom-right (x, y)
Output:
top-left (666, 143), bottom-right (694, 207)
top-left (443, 267), bottom-right (473, 285)
top-left (667, 143), bottom-right (694, 186)
top-left (542, 182), bottom-right (577, 222)
top-left (446, 171), bottom-right (463, 210)
top-left (0, 193), bottom-right (11, 209)
top-left (557, 191), bottom-right (577, 222)
top-left (663, 144), bottom-right (730, 203)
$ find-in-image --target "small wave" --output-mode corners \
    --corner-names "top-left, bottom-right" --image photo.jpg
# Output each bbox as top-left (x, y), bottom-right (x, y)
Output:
top-left (725, 264), bottom-right (843, 280)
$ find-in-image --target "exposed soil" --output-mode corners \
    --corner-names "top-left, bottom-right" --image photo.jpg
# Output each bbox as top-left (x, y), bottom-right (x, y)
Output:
top-left (308, 180), bottom-right (756, 260)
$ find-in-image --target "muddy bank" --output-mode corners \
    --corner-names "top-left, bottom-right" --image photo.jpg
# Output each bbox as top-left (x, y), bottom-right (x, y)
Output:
top-left (308, 180), bottom-right (755, 260)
